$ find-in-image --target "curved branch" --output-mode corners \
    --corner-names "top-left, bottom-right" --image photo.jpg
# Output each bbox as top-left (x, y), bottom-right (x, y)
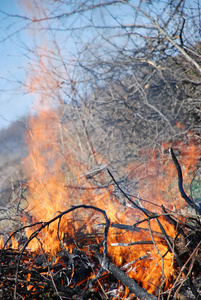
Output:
top-left (13, 204), bottom-right (110, 299)
top-left (170, 148), bottom-right (201, 215)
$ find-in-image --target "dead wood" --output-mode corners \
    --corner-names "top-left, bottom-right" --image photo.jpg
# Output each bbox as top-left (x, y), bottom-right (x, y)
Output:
top-left (99, 254), bottom-right (158, 300)
top-left (1, 204), bottom-right (163, 299)
top-left (108, 168), bottom-right (201, 299)
top-left (1, 162), bottom-right (201, 299)
top-left (170, 148), bottom-right (201, 215)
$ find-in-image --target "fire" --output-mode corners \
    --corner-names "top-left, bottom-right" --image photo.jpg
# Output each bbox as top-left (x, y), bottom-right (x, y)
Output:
top-left (2, 52), bottom-right (199, 292)
top-left (127, 138), bottom-right (200, 212)
top-left (3, 39), bottom-right (200, 299)
top-left (23, 105), bottom-right (114, 254)
top-left (19, 94), bottom-right (200, 295)
top-left (2, 2), bottom-right (197, 298)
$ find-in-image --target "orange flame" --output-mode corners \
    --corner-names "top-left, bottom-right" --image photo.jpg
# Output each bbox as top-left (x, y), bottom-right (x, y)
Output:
top-left (10, 27), bottom-right (200, 296)
top-left (21, 97), bottom-right (201, 294)
top-left (0, 2), bottom-right (196, 297)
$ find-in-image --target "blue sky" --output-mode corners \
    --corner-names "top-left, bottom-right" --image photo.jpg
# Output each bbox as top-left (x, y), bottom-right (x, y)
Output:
top-left (0, 0), bottom-right (165, 130)
top-left (0, 0), bottom-right (131, 130)
top-left (0, 1), bottom-right (34, 129)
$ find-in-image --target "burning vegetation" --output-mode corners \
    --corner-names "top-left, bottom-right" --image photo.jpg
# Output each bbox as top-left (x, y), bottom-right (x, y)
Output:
top-left (0, 104), bottom-right (201, 300)
top-left (0, 2), bottom-right (201, 299)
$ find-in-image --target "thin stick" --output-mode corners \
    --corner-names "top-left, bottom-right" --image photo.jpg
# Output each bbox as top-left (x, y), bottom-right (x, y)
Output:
top-left (170, 148), bottom-right (201, 215)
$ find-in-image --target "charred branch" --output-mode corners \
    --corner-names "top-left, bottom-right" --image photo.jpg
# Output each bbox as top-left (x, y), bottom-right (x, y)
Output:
top-left (1, 158), bottom-right (201, 299)
top-left (0, 204), bottom-right (163, 300)
top-left (170, 148), bottom-right (201, 215)
top-left (107, 169), bottom-right (153, 217)
top-left (108, 167), bottom-right (201, 299)
top-left (100, 255), bottom-right (158, 300)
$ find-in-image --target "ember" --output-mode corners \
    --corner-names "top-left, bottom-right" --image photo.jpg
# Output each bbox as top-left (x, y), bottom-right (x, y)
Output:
top-left (0, 101), bottom-right (201, 299)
